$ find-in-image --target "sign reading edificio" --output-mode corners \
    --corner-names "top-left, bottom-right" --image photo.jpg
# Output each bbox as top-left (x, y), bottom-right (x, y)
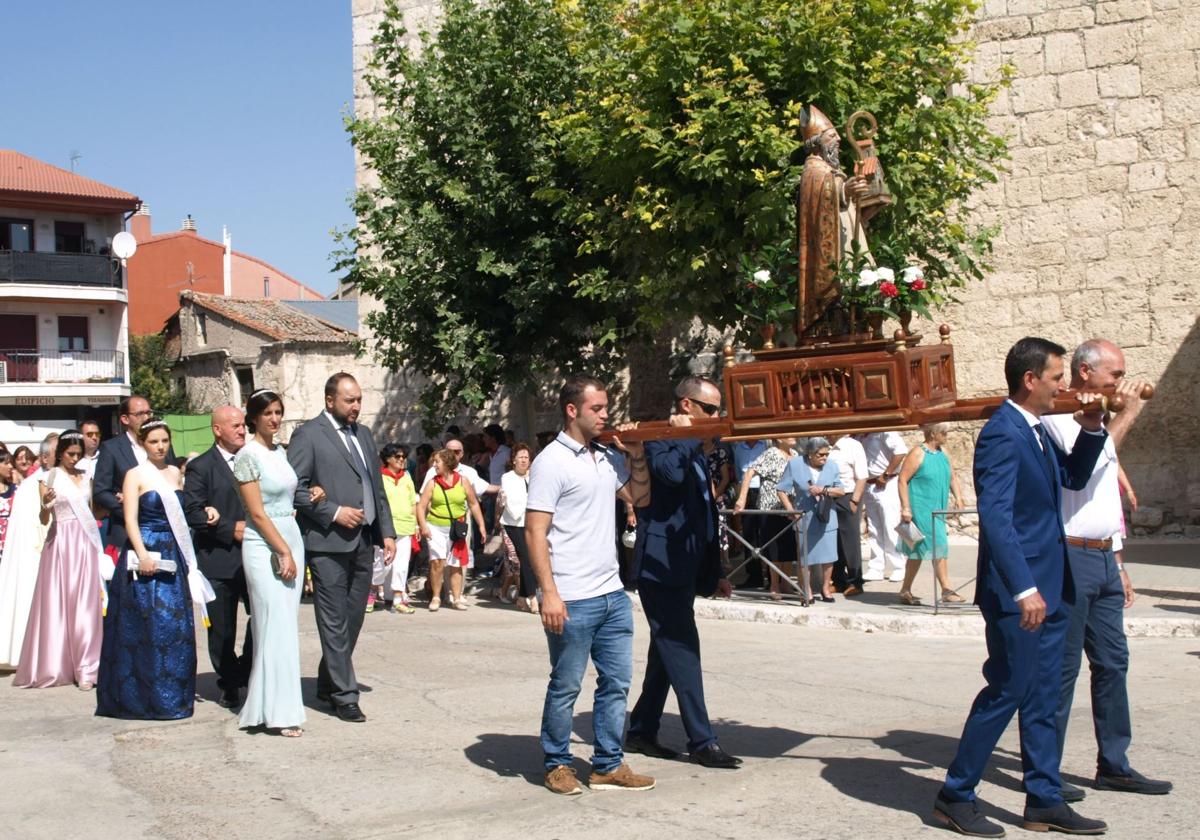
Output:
top-left (0, 395), bottom-right (121, 406)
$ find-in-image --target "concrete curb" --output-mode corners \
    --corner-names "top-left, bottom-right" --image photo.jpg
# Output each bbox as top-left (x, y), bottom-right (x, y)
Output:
top-left (641, 597), bottom-right (1200, 639)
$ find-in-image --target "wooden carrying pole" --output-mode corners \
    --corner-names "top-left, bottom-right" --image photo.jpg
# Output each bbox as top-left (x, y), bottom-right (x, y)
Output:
top-left (595, 384), bottom-right (1153, 444)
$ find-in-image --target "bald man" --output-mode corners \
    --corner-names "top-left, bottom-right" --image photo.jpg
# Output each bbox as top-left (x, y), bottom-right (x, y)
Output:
top-left (1046, 340), bottom-right (1171, 799)
top-left (183, 406), bottom-right (253, 708)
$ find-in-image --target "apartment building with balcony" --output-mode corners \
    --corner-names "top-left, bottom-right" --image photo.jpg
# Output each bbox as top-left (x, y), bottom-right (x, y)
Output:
top-left (0, 150), bottom-right (140, 447)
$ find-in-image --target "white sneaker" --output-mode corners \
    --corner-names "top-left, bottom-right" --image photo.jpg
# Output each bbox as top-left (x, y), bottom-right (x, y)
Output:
top-left (888, 570), bottom-right (906, 582)
top-left (862, 570), bottom-right (885, 582)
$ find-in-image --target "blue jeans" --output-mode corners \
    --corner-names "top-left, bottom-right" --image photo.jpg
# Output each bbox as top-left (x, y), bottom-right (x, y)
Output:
top-left (1055, 545), bottom-right (1132, 776)
top-left (541, 590), bottom-right (633, 774)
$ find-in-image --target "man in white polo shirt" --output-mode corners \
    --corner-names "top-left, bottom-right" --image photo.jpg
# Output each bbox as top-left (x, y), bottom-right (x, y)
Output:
top-left (525, 374), bottom-right (652, 796)
top-left (1045, 339), bottom-right (1171, 800)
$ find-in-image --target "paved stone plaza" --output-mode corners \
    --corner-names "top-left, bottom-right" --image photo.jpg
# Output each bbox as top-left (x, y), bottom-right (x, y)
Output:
top-left (3, 543), bottom-right (1197, 839)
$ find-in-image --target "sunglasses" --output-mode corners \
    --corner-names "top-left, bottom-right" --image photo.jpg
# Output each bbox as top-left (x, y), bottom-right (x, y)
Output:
top-left (689, 398), bottom-right (721, 416)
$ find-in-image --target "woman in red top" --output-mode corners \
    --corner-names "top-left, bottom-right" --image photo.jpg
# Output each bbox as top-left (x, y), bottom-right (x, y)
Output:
top-left (414, 449), bottom-right (487, 611)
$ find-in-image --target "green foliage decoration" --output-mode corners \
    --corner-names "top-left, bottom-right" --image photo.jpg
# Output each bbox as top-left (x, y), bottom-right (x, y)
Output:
top-left (129, 334), bottom-right (189, 414)
top-left (551, 0), bottom-right (1008, 335)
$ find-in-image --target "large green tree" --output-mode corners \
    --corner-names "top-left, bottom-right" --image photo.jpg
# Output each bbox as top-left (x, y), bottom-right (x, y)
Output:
top-left (129, 334), bottom-right (188, 414)
top-left (344, 0), bottom-right (628, 423)
top-left (346, 0), bottom-right (1006, 420)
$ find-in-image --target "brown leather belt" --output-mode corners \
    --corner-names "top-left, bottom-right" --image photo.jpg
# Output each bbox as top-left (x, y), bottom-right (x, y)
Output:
top-left (1066, 536), bottom-right (1112, 551)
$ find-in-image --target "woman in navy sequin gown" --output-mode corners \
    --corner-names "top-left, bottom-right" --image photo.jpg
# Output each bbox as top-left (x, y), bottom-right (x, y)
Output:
top-left (96, 421), bottom-right (197, 720)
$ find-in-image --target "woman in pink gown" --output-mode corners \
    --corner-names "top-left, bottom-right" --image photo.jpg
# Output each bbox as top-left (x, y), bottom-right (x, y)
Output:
top-left (15, 431), bottom-right (105, 690)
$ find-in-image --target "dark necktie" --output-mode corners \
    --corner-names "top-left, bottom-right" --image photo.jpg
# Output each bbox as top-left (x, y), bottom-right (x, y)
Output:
top-left (693, 452), bottom-right (715, 540)
top-left (1034, 424), bottom-right (1056, 478)
top-left (341, 425), bottom-right (376, 525)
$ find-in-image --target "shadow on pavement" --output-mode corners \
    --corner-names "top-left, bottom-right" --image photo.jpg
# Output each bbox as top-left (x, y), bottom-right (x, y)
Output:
top-left (1154, 603), bottom-right (1200, 615)
top-left (464, 713), bottom-right (818, 785)
top-left (572, 710), bottom-right (816, 759)
top-left (806, 729), bottom-right (1095, 829)
top-left (194, 671), bottom-right (222, 705)
top-left (1136, 587), bottom-right (1200, 602)
top-left (814, 755), bottom-right (997, 829)
top-left (463, 733), bottom-right (546, 786)
top-left (299, 677), bottom-right (373, 715)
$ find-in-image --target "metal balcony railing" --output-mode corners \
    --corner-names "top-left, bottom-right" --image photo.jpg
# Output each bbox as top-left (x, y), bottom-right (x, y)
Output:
top-left (0, 250), bottom-right (123, 288)
top-left (0, 349), bottom-right (126, 384)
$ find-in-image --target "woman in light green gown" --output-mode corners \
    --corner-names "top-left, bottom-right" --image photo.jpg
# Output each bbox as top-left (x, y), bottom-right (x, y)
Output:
top-left (233, 390), bottom-right (306, 736)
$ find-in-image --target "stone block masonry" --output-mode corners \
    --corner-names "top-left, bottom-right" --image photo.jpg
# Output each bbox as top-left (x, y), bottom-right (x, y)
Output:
top-left (938, 0), bottom-right (1200, 535)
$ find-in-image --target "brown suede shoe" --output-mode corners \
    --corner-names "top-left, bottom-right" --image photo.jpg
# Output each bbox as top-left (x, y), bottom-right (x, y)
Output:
top-left (544, 765), bottom-right (583, 796)
top-left (588, 763), bottom-right (656, 791)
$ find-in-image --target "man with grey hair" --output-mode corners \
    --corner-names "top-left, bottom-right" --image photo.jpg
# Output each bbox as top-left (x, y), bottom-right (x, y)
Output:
top-left (1043, 339), bottom-right (1171, 798)
top-left (37, 432), bottom-right (60, 473)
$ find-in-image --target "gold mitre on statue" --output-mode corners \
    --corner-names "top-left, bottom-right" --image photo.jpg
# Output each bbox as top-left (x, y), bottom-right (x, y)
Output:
top-left (801, 105), bottom-right (836, 141)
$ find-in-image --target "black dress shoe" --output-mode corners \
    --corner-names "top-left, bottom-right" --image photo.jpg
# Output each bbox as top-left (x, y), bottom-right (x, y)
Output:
top-left (217, 688), bottom-right (240, 709)
top-left (334, 702), bottom-right (367, 723)
top-left (1060, 782), bottom-right (1086, 803)
top-left (691, 744), bottom-right (742, 769)
top-left (1022, 803), bottom-right (1107, 834)
top-left (932, 793), bottom-right (1005, 838)
top-left (1094, 768), bottom-right (1172, 795)
top-left (624, 733), bottom-right (679, 760)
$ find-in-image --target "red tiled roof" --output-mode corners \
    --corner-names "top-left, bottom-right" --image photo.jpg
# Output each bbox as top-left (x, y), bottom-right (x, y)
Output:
top-left (0, 149), bottom-right (140, 206)
top-left (181, 291), bottom-right (354, 344)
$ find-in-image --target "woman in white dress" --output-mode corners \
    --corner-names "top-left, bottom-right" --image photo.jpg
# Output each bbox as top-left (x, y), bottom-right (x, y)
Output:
top-left (233, 390), bottom-right (306, 737)
top-left (0, 451), bottom-right (56, 670)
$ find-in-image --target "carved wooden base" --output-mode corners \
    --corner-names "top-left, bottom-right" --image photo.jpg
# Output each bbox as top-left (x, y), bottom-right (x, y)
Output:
top-left (595, 324), bottom-right (1151, 442)
top-left (723, 334), bottom-right (956, 439)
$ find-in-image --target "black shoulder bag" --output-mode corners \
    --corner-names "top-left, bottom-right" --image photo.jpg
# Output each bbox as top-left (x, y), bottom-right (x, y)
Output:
top-left (438, 481), bottom-right (469, 542)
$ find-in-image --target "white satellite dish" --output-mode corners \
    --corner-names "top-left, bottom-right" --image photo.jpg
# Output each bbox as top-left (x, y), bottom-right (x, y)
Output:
top-left (111, 231), bottom-right (138, 260)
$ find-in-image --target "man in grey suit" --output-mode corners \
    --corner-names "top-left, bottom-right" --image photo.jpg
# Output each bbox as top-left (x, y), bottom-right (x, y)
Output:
top-left (288, 372), bottom-right (396, 723)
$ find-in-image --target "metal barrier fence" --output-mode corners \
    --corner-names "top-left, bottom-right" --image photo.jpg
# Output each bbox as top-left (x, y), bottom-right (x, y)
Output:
top-left (930, 507), bottom-right (978, 615)
top-left (719, 508), bottom-right (815, 604)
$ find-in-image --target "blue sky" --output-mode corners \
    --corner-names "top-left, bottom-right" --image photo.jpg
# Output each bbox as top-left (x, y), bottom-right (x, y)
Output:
top-left (5, 1), bottom-right (355, 296)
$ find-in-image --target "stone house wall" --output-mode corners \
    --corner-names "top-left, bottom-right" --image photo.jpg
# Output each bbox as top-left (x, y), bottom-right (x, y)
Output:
top-left (349, 0), bottom-right (1199, 534)
top-left (932, 0), bottom-right (1200, 535)
top-left (175, 298), bottom-right (358, 441)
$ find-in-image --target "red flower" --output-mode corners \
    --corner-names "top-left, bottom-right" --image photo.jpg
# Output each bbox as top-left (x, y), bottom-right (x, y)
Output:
top-left (880, 281), bottom-right (900, 298)
top-left (911, 278), bottom-right (927, 291)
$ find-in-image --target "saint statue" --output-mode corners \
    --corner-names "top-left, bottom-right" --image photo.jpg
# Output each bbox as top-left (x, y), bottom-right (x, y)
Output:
top-left (795, 105), bottom-right (888, 336)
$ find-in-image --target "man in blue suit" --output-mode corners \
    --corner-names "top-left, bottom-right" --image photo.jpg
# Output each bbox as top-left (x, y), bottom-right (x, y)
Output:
top-left (934, 338), bottom-right (1108, 837)
top-left (625, 376), bottom-right (742, 770)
